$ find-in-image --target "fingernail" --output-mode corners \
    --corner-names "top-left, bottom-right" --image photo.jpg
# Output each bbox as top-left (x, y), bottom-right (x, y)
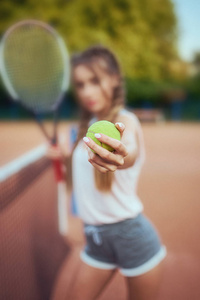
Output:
top-left (83, 137), bottom-right (89, 143)
top-left (116, 122), bottom-right (123, 128)
top-left (95, 133), bottom-right (101, 138)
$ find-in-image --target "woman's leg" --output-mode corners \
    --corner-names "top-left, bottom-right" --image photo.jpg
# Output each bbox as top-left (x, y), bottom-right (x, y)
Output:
top-left (125, 261), bottom-right (164, 300)
top-left (69, 260), bottom-right (116, 300)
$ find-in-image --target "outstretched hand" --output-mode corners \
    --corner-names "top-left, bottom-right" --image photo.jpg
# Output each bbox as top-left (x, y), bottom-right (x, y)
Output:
top-left (46, 142), bottom-right (71, 162)
top-left (46, 144), bottom-right (63, 160)
top-left (83, 122), bottom-right (128, 173)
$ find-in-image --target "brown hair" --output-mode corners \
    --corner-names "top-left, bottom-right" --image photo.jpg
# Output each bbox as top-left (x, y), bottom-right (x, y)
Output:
top-left (70, 45), bottom-right (125, 192)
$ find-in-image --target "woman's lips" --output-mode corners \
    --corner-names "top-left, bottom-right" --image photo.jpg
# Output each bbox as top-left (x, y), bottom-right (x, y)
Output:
top-left (87, 100), bottom-right (98, 107)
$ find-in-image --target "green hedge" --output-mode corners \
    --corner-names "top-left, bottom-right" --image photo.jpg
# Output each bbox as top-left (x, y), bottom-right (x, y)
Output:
top-left (1, 77), bottom-right (200, 120)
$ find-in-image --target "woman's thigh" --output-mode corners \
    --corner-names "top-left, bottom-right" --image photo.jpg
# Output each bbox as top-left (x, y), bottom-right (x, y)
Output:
top-left (69, 260), bottom-right (116, 300)
top-left (125, 261), bottom-right (164, 300)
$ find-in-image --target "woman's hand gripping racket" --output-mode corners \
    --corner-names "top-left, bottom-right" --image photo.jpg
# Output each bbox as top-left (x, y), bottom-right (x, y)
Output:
top-left (0, 19), bottom-right (70, 236)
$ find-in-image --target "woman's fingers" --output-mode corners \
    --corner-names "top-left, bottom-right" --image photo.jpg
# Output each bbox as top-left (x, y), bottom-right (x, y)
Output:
top-left (84, 134), bottom-right (128, 157)
top-left (46, 145), bottom-right (62, 160)
top-left (115, 122), bottom-right (125, 138)
top-left (84, 136), bottom-right (125, 166)
top-left (96, 133), bottom-right (128, 157)
top-left (83, 122), bottom-right (128, 173)
top-left (89, 160), bottom-right (109, 173)
top-left (83, 122), bottom-right (126, 157)
top-left (88, 150), bottom-right (118, 172)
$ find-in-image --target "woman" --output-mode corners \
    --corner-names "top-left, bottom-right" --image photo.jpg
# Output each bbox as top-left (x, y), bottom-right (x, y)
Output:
top-left (49, 45), bottom-right (166, 300)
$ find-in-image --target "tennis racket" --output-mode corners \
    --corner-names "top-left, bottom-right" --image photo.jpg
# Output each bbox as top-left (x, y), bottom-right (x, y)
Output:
top-left (0, 19), bottom-right (70, 236)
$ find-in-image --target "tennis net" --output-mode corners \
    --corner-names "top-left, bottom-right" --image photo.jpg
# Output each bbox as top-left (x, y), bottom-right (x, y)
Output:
top-left (0, 145), bottom-right (70, 300)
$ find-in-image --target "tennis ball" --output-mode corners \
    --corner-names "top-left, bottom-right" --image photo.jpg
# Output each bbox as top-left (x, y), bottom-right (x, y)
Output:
top-left (86, 120), bottom-right (120, 152)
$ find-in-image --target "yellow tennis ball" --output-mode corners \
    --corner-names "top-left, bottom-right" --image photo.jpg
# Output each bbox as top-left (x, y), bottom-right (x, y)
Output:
top-left (86, 120), bottom-right (121, 152)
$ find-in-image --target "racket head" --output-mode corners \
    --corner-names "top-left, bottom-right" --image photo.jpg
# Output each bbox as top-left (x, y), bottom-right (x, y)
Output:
top-left (0, 19), bottom-right (70, 113)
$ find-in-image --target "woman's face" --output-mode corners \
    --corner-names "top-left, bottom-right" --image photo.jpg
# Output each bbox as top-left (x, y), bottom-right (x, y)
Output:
top-left (72, 64), bottom-right (116, 117)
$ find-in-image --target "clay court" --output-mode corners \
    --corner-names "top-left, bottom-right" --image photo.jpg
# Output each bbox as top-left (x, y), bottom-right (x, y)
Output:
top-left (0, 121), bottom-right (200, 300)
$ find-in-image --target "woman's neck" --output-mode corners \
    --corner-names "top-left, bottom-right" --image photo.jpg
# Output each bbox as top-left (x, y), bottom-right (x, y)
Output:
top-left (95, 105), bottom-right (112, 121)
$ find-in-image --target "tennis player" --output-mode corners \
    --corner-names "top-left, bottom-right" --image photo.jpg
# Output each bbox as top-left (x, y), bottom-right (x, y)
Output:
top-left (48, 45), bottom-right (166, 300)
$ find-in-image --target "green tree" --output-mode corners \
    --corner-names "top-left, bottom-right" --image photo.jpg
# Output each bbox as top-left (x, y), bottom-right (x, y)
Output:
top-left (192, 52), bottom-right (200, 73)
top-left (0, 0), bottom-right (177, 80)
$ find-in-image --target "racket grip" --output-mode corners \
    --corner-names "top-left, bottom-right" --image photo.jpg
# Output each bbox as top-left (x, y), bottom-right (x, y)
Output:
top-left (52, 159), bottom-right (64, 182)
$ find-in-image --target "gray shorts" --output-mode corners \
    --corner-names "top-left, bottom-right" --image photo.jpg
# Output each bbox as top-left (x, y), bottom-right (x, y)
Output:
top-left (81, 213), bottom-right (166, 277)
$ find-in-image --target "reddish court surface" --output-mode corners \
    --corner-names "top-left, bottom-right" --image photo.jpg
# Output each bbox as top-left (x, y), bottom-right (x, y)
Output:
top-left (1, 121), bottom-right (200, 299)
top-left (0, 121), bottom-right (74, 166)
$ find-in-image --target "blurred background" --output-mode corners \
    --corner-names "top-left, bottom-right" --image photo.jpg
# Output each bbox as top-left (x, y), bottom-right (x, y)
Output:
top-left (0, 1), bottom-right (200, 300)
top-left (0, 0), bottom-right (200, 121)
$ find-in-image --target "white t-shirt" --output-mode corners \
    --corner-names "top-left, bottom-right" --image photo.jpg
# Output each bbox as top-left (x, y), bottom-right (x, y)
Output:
top-left (72, 109), bottom-right (145, 225)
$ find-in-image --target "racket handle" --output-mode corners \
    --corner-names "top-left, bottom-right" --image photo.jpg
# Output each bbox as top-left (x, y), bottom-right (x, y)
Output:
top-left (52, 159), bottom-right (64, 182)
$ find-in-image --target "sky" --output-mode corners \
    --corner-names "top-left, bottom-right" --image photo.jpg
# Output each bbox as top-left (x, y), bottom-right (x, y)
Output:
top-left (172, 0), bottom-right (200, 62)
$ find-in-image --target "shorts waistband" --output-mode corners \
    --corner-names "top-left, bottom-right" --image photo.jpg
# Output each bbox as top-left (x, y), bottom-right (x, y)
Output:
top-left (84, 213), bottom-right (142, 233)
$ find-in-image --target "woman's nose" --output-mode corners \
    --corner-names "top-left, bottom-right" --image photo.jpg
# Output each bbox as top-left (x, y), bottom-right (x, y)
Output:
top-left (82, 84), bottom-right (94, 97)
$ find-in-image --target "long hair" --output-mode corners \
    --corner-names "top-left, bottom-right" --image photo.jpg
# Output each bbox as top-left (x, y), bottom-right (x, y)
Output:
top-left (70, 45), bottom-right (125, 192)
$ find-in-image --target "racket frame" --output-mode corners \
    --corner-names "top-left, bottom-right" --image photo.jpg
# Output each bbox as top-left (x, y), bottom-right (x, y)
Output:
top-left (0, 19), bottom-right (70, 235)
top-left (0, 19), bottom-right (70, 113)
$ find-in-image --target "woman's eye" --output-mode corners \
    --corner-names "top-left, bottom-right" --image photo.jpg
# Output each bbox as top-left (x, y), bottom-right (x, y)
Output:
top-left (91, 77), bottom-right (99, 85)
top-left (75, 82), bottom-right (83, 89)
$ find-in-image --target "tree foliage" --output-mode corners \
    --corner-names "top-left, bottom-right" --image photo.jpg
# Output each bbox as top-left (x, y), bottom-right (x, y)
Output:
top-left (0, 0), bottom-right (177, 80)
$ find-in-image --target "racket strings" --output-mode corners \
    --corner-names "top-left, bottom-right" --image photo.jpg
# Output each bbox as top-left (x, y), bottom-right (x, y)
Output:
top-left (2, 23), bottom-right (67, 113)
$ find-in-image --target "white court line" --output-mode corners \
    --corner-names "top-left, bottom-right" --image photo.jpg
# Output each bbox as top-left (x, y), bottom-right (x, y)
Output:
top-left (57, 182), bottom-right (68, 235)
